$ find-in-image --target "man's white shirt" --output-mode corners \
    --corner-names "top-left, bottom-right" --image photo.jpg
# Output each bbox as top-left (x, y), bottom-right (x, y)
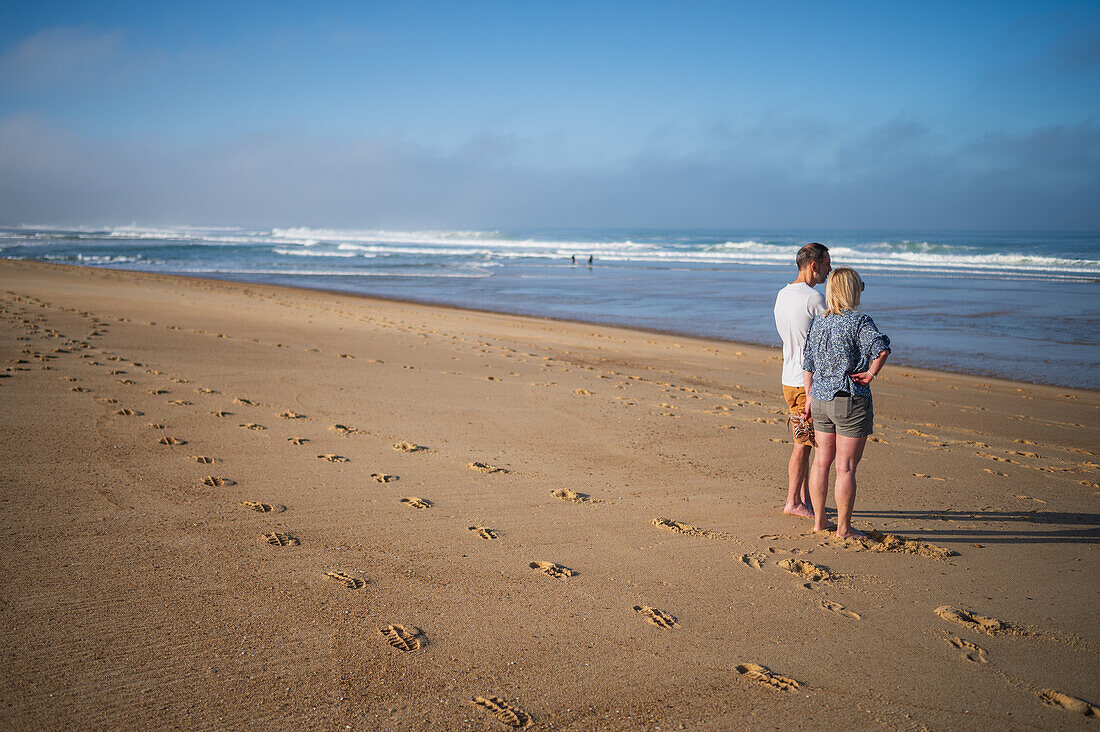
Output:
top-left (774, 282), bottom-right (826, 387)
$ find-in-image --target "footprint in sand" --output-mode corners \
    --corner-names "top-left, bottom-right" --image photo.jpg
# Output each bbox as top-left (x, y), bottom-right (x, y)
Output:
top-left (240, 423), bottom-right (265, 430)
top-left (147, 389), bottom-right (167, 395)
top-left (652, 517), bottom-right (736, 542)
top-left (468, 526), bottom-right (499, 540)
top-left (331, 424), bottom-right (366, 436)
top-left (978, 451), bottom-right (1019, 464)
top-left (400, 496), bottom-right (432, 509)
top-left (985, 469), bottom-right (1009, 476)
top-left (318, 454), bottom-right (348, 462)
top-left (633, 605), bottom-right (678, 628)
top-left (158, 436), bottom-right (187, 445)
top-left (261, 532), bottom-right (300, 547)
top-left (115, 408), bottom-right (143, 416)
top-left (380, 624), bottom-right (425, 652)
top-left (239, 501), bottom-right (285, 513)
top-left (469, 461), bottom-right (509, 474)
top-left (394, 441), bottom-right (427, 453)
top-left (573, 388), bottom-right (592, 395)
top-left (234, 397), bottom-right (258, 406)
top-left (470, 696), bottom-right (533, 729)
top-left (98, 398), bottom-right (118, 404)
top-left (287, 437), bottom-right (309, 445)
top-left (70, 386), bottom-right (90, 392)
top-left (945, 634), bottom-right (988, 663)
top-left (192, 456), bottom-right (219, 463)
top-left (116, 379), bottom-right (135, 385)
top-left (194, 387), bottom-right (218, 394)
top-left (934, 605), bottom-right (1024, 637)
top-left (778, 558), bottom-right (835, 583)
top-left (202, 476), bottom-right (235, 487)
top-left (551, 488), bottom-right (593, 503)
top-left (1038, 689), bottom-right (1099, 718)
top-left (211, 410), bottom-right (232, 417)
top-left (913, 473), bottom-right (946, 481)
top-left (735, 663), bottom-right (800, 691)
top-left (371, 473), bottom-right (398, 483)
top-left (325, 571), bottom-right (366, 589)
top-left (738, 554), bottom-right (766, 570)
top-left (529, 561), bottom-right (575, 578)
top-left (278, 410), bottom-right (305, 419)
top-left (860, 530), bottom-right (956, 560)
top-left (821, 599), bottom-right (860, 620)
top-left (147, 423), bottom-right (166, 429)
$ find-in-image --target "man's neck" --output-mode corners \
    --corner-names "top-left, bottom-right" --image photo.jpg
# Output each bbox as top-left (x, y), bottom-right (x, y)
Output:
top-left (791, 269), bottom-right (816, 286)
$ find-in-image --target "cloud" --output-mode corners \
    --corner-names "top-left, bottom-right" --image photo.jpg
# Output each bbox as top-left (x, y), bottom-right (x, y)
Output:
top-left (0, 27), bottom-right (124, 88)
top-left (0, 112), bottom-right (1097, 230)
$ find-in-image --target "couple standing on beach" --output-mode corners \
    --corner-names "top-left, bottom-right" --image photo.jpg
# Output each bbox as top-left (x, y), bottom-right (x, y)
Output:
top-left (774, 243), bottom-right (891, 539)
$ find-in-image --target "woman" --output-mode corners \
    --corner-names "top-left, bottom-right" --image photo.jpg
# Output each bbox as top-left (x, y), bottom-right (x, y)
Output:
top-left (800, 267), bottom-right (890, 539)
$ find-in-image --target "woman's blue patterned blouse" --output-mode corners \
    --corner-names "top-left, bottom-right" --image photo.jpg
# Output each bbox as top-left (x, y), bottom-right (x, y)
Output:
top-left (802, 310), bottom-right (891, 401)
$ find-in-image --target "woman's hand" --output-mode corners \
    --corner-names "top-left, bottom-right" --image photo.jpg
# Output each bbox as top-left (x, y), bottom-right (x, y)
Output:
top-left (800, 403), bottom-right (811, 421)
top-left (850, 371), bottom-right (874, 385)
top-left (850, 350), bottom-right (889, 386)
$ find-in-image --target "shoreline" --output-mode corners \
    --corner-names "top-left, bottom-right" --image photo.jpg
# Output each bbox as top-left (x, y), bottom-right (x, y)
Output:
top-left (11, 259), bottom-right (1096, 393)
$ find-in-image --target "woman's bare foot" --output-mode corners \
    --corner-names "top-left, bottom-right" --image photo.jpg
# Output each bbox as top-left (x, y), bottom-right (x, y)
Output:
top-left (784, 503), bottom-right (814, 519)
top-left (813, 520), bottom-right (838, 532)
top-left (836, 527), bottom-right (867, 540)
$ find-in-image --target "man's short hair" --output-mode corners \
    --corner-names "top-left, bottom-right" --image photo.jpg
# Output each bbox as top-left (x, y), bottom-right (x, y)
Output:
top-left (796, 242), bottom-right (829, 270)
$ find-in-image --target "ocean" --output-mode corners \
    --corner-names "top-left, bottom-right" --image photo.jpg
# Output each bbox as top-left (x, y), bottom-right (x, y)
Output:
top-left (2, 225), bottom-right (1098, 389)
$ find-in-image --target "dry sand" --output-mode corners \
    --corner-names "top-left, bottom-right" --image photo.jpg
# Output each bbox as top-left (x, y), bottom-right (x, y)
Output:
top-left (1, 259), bottom-right (1097, 730)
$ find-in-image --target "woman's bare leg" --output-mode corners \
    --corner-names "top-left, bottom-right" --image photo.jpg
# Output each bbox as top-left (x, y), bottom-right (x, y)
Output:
top-left (834, 435), bottom-right (867, 539)
top-left (809, 431), bottom-right (837, 531)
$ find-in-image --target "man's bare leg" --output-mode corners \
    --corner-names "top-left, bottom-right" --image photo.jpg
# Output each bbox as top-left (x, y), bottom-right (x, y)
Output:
top-left (809, 431), bottom-right (838, 531)
top-left (833, 435), bottom-right (867, 539)
top-left (784, 443), bottom-right (814, 518)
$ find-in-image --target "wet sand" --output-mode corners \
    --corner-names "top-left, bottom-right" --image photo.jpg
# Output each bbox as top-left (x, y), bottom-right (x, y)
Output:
top-left (1, 259), bottom-right (1097, 730)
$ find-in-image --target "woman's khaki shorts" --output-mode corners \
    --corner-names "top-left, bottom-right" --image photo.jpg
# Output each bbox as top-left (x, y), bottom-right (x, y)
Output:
top-left (810, 393), bottom-right (874, 438)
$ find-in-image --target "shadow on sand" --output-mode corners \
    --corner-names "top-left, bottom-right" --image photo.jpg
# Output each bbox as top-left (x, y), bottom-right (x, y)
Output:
top-left (852, 508), bottom-right (1100, 545)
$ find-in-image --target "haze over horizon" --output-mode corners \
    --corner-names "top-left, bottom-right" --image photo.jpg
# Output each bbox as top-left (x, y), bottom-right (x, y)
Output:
top-left (1, 1), bottom-right (1098, 231)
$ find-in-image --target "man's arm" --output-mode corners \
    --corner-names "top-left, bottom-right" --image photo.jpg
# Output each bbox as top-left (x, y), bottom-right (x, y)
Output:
top-left (850, 350), bottom-right (890, 385)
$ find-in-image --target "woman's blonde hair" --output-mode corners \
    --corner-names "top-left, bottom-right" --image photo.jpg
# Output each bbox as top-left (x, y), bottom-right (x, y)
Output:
top-left (824, 267), bottom-right (863, 315)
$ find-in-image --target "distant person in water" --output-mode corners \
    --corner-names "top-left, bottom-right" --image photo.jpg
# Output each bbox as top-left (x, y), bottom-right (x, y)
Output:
top-left (773, 243), bottom-right (830, 520)
top-left (571, 255), bottom-right (576, 265)
top-left (588, 254), bottom-right (593, 265)
top-left (801, 267), bottom-right (891, 539)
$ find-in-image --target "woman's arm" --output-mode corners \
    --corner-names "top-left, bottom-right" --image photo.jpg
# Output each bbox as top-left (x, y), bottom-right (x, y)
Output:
top-left (801, 369), bottom-right (813, 419)
top-left (850, 349), bottom-right (889, 385)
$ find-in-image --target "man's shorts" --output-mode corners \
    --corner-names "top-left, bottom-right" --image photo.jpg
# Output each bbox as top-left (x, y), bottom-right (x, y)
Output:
top-left (809, 393), bottom-right (874, 438)
top-left (782, 385), bottom-right (814, 446)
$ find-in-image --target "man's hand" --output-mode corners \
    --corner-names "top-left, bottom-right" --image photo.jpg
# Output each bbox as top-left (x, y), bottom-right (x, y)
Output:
top-left (850, 371), bottom-right (874, 385)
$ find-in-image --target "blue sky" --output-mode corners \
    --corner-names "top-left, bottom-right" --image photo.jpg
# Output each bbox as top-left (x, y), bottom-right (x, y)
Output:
top-left (1, 1), bottom-right (1097, 229)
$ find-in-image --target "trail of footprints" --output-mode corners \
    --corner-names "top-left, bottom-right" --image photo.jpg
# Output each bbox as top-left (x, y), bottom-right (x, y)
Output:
top-left (9, 291), bottom-right (1098, 727)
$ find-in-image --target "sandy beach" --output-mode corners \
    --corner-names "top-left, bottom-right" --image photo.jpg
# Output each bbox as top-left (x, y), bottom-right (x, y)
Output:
top-left (1, 259), bottom-right (1097, 730)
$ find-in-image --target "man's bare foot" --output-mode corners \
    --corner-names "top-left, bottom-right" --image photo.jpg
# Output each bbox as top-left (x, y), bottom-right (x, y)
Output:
top-left (813, 521), bottom-right (838, 532)
top-left (783, 504), bottom-right (814, 519)
top-left (836, 527), bottom-right (867, 540)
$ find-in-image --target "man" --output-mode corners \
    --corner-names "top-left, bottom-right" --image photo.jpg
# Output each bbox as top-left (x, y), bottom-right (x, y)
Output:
top-left (773, 242), bottom-right (831, 520)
